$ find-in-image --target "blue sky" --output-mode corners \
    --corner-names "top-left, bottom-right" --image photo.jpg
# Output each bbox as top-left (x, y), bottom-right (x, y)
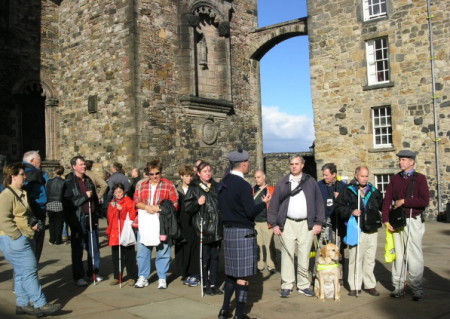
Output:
top-left (257, 0), bottom-right (314, 153)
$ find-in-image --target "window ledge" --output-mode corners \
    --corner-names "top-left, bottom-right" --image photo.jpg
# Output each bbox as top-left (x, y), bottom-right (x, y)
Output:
top-left (363, 15), bottom-right (389, 24)
top-left (179, 95), bottom-right (234, 117)
top-left (363, 81), bottom-right (394, 91)
top-left (369, 146), bottom-right (396, 153)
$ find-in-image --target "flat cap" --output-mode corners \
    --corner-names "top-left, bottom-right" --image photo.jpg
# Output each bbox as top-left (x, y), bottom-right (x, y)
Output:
top-left (396, 150), bottom-right (416, 159)
top-left (227, 149), bottom-right (249, 163)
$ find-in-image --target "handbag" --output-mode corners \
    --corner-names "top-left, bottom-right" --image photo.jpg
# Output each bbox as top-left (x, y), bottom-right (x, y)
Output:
top-left (120, 212), bottom-right (136, 247)
top-left (389, 173), bottom-right (417, 230)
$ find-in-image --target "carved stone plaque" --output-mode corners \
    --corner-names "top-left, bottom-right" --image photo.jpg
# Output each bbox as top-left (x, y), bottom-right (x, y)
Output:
top-left (201, 119), bottom-right (218, 145)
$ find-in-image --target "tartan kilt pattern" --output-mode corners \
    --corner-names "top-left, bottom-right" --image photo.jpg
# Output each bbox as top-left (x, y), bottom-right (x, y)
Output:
top-left (223, 227), bottom-right (257, 277)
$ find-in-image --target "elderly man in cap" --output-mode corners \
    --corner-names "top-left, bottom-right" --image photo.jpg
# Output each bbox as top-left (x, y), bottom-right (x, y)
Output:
top-left (217, 149), bottom-right (271, 319)
top-left (381, 150), bottom-right (429, 301)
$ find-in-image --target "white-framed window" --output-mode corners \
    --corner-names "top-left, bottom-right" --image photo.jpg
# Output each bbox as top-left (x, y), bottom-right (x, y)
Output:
top-left (366, 37), bottom-right (389, 85)
top-left (363, 0), bottom-right (387, 21)
top-left (372, 106), bottom-right (392, 147)
top-left (375, 174), bottom-right (391, 196)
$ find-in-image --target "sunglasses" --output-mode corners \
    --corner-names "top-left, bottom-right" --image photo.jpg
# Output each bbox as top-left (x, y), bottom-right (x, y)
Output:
top-left (149, 172), bottom-right (161, 176)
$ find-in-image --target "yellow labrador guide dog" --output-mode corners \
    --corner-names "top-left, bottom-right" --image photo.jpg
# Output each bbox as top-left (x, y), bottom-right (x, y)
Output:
top-left (314, 243), bottom-right (341, 301)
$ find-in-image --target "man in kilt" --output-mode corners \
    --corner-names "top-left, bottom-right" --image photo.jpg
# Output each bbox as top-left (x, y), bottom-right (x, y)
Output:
top-left (217, 149), bottom-right (271, 319)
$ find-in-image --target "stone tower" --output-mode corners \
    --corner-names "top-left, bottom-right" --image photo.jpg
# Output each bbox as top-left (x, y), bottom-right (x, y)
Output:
top-left (308, 0), bottom-right (450, 216)
top-left (1, 0), bottom-right (264, 177)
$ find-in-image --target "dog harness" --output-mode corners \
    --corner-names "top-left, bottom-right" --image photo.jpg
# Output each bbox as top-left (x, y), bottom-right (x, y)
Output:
top-left (317, 263), bottom-right (339, 271)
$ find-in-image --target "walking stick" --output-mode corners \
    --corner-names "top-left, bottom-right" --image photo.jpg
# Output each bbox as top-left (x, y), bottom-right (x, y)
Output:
top-left (118, 209), bottom-right (122, 288)
top-left (200, 214), bottom-right (204, 297)
top-left (88, 200), bottom-right (97, 285)
top-left (355, 189), bottom-right (361, 297)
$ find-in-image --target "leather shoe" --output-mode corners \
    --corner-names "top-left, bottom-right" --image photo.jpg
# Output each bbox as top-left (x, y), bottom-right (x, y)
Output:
top-left (16, 305), bottom-right (38, 315)
top-left (390, 290), bottom-right (403, 298)
top-left (413, 294), bottom-right (423, 302)
top-left (36, 303), bottom-right (62, 316)
top-left (233, 315), bottom-right (255, 319)
top-left (218, 308), bottom-right (233, 319)
top-left (348, 290), bottom-right (362, 296)
top-left (365, 288), bottom-right (380, 296)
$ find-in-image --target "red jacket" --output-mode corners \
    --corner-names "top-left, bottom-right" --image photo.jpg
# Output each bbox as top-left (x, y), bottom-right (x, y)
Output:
top-left (106, 196), bottom-right (137, 246)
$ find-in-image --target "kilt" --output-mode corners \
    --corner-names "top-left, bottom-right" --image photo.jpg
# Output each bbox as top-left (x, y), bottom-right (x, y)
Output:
top-left (223, 227), bottom-right (257, 277)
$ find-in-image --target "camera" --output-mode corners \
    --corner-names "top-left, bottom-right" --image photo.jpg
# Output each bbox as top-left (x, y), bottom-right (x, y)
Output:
top-left (29, 216), bottom-right (45, 232)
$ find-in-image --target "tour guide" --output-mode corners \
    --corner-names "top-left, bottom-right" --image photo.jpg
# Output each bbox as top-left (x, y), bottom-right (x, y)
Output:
top-left (217, 149), bottom-right (271, 319)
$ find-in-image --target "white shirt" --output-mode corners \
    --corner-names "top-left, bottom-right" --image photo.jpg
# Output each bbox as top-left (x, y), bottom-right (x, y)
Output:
top-left (286, 174), bottom-right (307, 219)
top-left (231, 170), bottom-right (244, 179)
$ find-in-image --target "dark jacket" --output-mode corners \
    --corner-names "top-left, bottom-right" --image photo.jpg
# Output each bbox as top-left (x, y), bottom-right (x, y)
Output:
top-left (184, 179), bottom-right (222, 243)
top-left (159, 199), bottom-right (181, 245)
top-left (23, 162), bottom-right (48, 219)
top-left (46, 176), bottom-right (65, 203)
top-left (253, 185), bottom-right (274, 222)
top-left (335, 182), bottom-right (383, 233)
top-left (63, 172), bottom-right (99, 233)
top-left (267, 173), bottom-right (324, 230)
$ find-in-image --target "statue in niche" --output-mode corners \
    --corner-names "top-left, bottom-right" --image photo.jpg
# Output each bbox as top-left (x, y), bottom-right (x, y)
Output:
top-left (197, 29), bottom-right (208, 70)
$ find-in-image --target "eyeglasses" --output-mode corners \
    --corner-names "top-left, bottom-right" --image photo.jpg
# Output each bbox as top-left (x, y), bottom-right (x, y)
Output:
top-left (149, 172), bottom-right (161, 176)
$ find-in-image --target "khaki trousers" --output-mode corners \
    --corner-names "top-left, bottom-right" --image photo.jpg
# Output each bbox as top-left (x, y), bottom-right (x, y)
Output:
top-left (392, 217), bottom-right (425, 295)
top-left (255, 222), bottom-right (276, 271)
top-left (348, 231), bottom-right (378, 290)
top-left (280, 219), bottom-right (314, 290)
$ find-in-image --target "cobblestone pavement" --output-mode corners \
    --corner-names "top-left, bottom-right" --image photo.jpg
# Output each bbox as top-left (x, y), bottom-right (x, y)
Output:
top-left (1, 220), bottom-right (449, 319)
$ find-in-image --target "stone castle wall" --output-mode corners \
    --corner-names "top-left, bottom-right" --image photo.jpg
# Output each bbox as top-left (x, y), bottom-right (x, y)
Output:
top-left (42, 0), bottom-right (263, 177)
top-left (308, 0), bottom-right (450, 215)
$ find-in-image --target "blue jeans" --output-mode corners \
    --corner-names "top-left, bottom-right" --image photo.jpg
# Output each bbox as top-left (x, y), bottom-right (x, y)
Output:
top-left (136, 232), bottom-right (171, 279)
top-left (0, 235), bottom-right (47, 307)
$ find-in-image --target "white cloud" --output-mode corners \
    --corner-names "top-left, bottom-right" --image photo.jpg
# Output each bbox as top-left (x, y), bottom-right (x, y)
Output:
top-left (262, 105), bottom-right (315, 153)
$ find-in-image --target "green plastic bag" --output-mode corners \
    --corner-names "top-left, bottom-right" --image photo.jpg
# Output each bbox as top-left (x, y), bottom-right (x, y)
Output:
top-left (384, 229), bottom-right (396, 263)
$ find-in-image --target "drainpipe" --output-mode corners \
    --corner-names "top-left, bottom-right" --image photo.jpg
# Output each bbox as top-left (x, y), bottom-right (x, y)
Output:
top-left (426, 0), bottom-right (443, 213)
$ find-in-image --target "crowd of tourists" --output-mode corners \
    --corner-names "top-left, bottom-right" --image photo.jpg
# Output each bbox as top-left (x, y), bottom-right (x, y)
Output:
top-left (0, 148), bottom-right (429, 318)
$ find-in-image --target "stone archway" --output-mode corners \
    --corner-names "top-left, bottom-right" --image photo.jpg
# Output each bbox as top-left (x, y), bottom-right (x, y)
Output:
top-left (12, 75), bottom-right (59, 161)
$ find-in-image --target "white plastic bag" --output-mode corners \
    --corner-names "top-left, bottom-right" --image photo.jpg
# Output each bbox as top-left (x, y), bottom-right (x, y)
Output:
top-left (138, 209), bottom-right (160, 246)
top-left (119, 212), bottom-right (136, 247)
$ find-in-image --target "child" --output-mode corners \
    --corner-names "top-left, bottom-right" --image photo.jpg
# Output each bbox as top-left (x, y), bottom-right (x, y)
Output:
top-left (106, 183), bottom-right (138, 286)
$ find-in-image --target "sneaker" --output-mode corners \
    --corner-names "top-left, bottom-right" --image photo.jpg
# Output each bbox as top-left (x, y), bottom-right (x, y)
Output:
top-left (75, 278), bottom-right (88, 287)
top-left (158, 279), bottom-right (167, 289)
top-left (183, 276), bottom-right (192, 285)
top-left (269, 268), bottom-right (277, 275)
top-left (280, 289), bottom-right (291, 298)
top-left (298, 288), bottom-right (315, 297)
top-left (218, 308), bottom-right (233, 319)
top-left (188, 277), bottom-right (200, 287)
top-left (413, 294), bottom-right (423, 301)
top-left (94, 275), bottom-right (104, 283)
top-left (36, 303), bottom-right (62, 316)
top-left (348, 290), bottom-right (362, 296)
top-left (135, 276), bottom-right (149, 288)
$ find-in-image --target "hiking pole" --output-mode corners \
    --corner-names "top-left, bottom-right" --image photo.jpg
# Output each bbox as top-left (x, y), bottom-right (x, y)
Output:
top-left (200, 215), bottom-right (204, 297)
top-left (118, 209), bottom-right (122, 288)
top-left (88, 200), bottom-right (97, 285)
top-left (356, 189), bottom-right (361, 297)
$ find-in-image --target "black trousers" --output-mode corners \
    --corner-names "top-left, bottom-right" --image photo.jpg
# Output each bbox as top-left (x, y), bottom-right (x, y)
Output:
top-left (47, 210), bottom-right (64, 244)
top-left (111, 245), bottom-right (137, 280)
top-left (202, 241), bottom-right (220, 287)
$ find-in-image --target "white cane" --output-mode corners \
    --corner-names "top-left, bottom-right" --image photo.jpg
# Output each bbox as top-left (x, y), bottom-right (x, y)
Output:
top-left (200, 215), bottom-right (204, 297)
top-left (88, 200), bottom-right (97, 285)
top-left (355, 189), bottom-right (361, 297)
top-left (118, 210), bottom-right (122, 288)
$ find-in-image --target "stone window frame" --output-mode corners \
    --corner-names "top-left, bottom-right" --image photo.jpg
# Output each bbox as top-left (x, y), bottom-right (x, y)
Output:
top-left (374, 173), bottom-right (392, 196)
top-left (365, 37), bottom-right (391, 87)
top-left (362, 0), bottom-right (387, 21)
top-left (372, 105), bottom-right (393, 148)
